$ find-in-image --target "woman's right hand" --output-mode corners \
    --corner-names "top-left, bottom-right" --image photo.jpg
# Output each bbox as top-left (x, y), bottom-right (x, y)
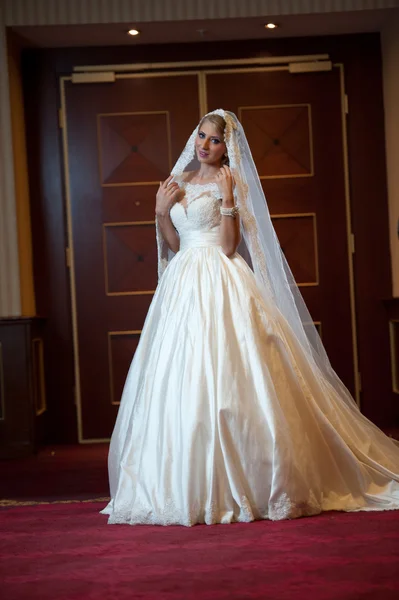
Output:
top-left (156, 175), bottom-right (180, 217)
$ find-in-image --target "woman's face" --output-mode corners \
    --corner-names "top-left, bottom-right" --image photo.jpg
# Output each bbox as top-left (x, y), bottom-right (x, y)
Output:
top-left (195, 120), bottom-right (227, 166)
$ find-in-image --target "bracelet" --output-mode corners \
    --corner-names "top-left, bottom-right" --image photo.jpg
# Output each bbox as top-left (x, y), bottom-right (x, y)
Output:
top-left (220, 205), bottom-right (240, 218)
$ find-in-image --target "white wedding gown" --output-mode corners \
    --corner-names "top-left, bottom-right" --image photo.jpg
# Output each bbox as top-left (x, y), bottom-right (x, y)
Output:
top-left (101, 180), bottom-right (399, 526)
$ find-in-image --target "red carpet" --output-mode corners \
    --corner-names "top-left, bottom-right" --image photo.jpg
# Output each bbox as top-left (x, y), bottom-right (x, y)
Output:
top-left (1, 501), bottom-right (399, 599)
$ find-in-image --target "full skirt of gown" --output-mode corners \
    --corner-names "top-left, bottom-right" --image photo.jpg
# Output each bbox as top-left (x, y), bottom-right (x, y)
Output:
top-left (101, 235), bottom-right (399, 526)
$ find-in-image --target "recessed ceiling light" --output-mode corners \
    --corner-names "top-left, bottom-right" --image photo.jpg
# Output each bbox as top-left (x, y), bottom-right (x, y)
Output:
top-left (128, 29), bottom-right (140, 36)
top-left (265, 23), bottom-right (279, 29)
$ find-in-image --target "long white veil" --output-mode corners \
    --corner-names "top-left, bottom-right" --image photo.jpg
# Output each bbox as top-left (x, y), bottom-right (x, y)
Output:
top-left (156, 109), bottom-right (361, 413)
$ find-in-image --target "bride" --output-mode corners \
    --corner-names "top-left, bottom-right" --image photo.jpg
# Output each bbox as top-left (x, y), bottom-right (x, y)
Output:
top-left (101, 109), bottom-right (399, 526)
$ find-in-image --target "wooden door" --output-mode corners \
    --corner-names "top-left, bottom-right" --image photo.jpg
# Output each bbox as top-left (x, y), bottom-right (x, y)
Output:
top-left (63, 66), bottom-right (356, 442)
top-left (206, 67), bottom-right (356, 394)
top-left (63, 74), bottom-right (201, 441)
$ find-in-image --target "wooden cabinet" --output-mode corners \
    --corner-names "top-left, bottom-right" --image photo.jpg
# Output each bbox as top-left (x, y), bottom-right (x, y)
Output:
top-left (0, 317), bottom-right (46, 458)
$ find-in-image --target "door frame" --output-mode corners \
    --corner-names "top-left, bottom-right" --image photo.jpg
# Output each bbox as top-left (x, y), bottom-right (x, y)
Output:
top-left (59, 57), bottom-right (359, 443)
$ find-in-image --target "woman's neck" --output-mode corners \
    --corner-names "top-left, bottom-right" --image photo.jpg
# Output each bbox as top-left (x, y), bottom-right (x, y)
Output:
top-left (195, 164), bottom-right (221, 181)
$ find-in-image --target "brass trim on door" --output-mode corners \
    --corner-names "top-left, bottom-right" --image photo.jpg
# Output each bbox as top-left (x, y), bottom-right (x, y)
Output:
top-left (60, 75), bottom-right (84, 443)
top-left (335, 62), bottom-right (360, 406)
top-left (75, 55), bottom-right (330, 74)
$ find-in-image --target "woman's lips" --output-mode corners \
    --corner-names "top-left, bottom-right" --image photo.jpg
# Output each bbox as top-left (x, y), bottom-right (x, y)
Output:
top-left (199, 150), bottom-right (209, 158)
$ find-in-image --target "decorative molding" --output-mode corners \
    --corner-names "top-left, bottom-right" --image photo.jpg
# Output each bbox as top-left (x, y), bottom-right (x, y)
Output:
top-left (3, 0), bottom-right (399, 27)
top-left (0, 6), bottom-right (21, 317)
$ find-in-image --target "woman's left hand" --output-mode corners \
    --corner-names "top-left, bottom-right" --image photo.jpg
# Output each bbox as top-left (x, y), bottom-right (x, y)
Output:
top-left (215, 165), bottom-right (235, 202)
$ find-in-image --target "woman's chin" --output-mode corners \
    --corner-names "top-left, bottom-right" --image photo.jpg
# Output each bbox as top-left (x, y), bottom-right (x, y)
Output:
top-left (197, 155), bottom-right (219, 166)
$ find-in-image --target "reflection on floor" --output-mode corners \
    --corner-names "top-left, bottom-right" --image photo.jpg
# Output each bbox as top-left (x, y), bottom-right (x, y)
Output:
top-left (0, 444), bottom-right (109, 505)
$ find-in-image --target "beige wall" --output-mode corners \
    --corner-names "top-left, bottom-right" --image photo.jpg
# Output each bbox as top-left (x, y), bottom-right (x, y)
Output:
top-left (7, 31), bottom-right (36, 316)
top-left (382, 9), bottom-right (399, 297)
top-left (0, 17), bottom-right (35, 317)
top-left (0, 9), bottom-right (21, 317)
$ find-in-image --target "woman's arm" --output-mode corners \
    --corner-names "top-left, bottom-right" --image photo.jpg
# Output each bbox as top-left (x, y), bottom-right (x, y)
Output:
top-left (156, 213), bottom-right (180, 254)
top-left (217, 166), bottom-right (241, 257)
top-left (155, 176), bottom-right (180, 253)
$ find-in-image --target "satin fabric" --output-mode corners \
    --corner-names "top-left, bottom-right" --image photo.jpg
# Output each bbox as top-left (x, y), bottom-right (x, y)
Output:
top-left (103, 179), bottom-right (399, 526)
top-left (102, 222), bottom-right (399, 526)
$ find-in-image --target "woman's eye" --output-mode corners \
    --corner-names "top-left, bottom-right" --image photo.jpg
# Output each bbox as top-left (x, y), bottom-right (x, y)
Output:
top-left (199, 132), bottom-right (205, 138)
top-left (212, 139), bottom-right (220, 144)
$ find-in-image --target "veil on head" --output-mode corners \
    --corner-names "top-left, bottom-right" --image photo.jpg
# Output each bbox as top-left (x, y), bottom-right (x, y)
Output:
top-left (156, 109), bottom-right (359, 411)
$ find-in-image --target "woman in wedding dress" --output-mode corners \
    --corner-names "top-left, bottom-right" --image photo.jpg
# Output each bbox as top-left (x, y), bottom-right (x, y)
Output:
top-left (101, 109), bottom-right (399, 526)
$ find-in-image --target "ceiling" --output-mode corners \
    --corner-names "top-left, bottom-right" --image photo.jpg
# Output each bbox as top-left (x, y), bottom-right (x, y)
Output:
top-left (11, 8), bottom-right (398, 48)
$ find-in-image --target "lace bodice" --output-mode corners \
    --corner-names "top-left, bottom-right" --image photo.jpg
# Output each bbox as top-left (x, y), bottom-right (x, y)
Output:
top-left (170, 180), bottom-right (222, 235)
